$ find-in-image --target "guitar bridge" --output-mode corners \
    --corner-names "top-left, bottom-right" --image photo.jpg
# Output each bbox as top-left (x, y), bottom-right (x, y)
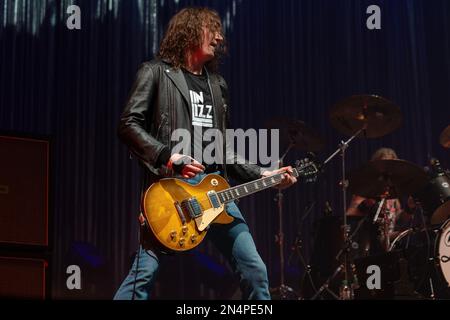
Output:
top-left (174, 201), bottom-right (187, 225)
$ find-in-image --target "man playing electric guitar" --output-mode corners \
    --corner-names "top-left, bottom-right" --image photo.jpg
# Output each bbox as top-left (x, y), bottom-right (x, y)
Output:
top-left (113, 7), bottom-right (297, 300)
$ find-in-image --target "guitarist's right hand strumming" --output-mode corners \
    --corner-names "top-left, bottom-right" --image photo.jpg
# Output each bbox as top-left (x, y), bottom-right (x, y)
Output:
top-left (167, 154), bottom-right (205, 178)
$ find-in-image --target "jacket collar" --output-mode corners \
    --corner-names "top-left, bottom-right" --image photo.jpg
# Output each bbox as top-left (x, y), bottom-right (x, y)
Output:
top-left (162, 62), bottom-right (191, 106)
top-left (161, 59), bottom-right (219, 107)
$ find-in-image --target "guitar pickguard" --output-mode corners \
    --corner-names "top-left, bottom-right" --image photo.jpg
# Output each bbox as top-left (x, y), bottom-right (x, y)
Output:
top-left (194, 205), bottom-right (225, 231)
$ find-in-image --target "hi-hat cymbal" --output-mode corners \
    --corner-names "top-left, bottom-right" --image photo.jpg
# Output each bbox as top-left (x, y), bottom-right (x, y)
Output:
top-left (329, 95), bottom-right (403, 138)
top-left (440, 125), bottom-right (450, 148)
top-left (348, 159), bottom-right (428, 199)
top-left (265, 117), bottom-right (326, 152)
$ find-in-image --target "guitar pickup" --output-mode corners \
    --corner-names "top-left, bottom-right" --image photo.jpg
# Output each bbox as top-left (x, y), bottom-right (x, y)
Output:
top-left (207, 191), bottom-right (221, 209)
top-left (181, 198), bottom-right (202, 219)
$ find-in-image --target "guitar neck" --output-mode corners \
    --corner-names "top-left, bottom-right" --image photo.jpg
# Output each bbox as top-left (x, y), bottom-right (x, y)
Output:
top-left (216, 168), bottom-right (299, 204)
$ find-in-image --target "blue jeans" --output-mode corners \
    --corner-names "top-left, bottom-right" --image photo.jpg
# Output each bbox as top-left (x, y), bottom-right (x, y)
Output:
top-left (113, 173), bottom-right (270, 300)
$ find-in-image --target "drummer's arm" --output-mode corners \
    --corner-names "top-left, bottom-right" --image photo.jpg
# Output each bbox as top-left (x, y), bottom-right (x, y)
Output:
top-left (347, 195), bottom-right (369, 216)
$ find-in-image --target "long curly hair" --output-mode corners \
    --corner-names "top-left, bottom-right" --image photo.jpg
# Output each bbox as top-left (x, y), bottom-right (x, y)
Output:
top-left (158, 7), bottom-right (226, 72)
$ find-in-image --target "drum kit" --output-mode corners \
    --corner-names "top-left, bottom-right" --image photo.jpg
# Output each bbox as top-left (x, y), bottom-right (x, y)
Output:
top-left (267, 95), bottom-right (450, 300)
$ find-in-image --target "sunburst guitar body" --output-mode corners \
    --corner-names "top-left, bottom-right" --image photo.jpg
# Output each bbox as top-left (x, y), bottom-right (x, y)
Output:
top-left (142, 158), bottom-right (319, 252)
top-left (142, 174), bottom-right (232, 252)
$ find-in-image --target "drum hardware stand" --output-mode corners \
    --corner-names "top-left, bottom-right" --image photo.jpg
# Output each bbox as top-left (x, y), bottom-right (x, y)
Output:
top-left (311, 126), bottom-right (366, 300)
top-left (310, 265), bottom-right (342, 300)
top-left (271, 141), bottom-right (297, 299)
top-left (272, 140), bottom-right (320, 299)
top-left (288, 201), bottom-right (319, 298)
top-left (312, 214), bottom-right (369, 300)
top-left (429, 278), bottom-right (436, 300)
top-left (417, 206), bottom-right (437, 300)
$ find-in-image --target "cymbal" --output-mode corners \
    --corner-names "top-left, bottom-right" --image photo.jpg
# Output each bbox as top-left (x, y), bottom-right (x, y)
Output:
top-left (440, 125), bottom-right (450, 148)
top-left (329, 95), bottom-right (402, 138)
top-left (265, 117), bottom-right (326, 152)
top-left (348, 159), bottom-right (428, 199)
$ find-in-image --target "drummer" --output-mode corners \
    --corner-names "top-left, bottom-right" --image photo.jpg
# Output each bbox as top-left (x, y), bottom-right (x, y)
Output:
top-left (346, 148), bottom-right (417, 254)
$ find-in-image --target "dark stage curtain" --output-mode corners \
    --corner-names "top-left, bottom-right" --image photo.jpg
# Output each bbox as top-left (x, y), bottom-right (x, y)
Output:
top-left (0, 0), bottom-right (449, 299)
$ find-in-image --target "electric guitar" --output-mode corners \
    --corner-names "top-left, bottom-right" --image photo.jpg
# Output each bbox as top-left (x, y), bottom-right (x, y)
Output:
top-left (142, 159), bottom-right (320, 252)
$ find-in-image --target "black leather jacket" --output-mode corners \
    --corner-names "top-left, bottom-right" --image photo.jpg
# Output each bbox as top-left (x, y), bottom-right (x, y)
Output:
top-left (118, 59), bottom-right (262, 187)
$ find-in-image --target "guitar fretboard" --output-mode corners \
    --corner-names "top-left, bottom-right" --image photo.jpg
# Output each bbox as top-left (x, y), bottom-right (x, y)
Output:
top-left (217, 169), bottom-right (299, 203)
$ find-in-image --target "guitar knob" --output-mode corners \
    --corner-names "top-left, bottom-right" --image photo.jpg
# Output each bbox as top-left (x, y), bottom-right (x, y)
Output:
top-left (181, 226), bottom-right (188, 235)
top-left (190, 235), bottom-right (197, 243)
top-left (179, 238), bottom-right (185, 247)
top-left (170, 231), bottom-right (177, 241)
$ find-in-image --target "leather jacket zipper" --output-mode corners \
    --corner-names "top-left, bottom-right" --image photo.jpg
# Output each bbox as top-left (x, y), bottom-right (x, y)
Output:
top-left (155, 117), bottom-right (167, 140)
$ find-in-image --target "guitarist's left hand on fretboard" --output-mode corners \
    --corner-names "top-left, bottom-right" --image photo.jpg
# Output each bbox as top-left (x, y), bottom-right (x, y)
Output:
top-left (261, 166), bottom-right (298, 190)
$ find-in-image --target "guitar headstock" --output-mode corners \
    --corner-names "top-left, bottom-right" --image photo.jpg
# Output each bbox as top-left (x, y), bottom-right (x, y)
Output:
top-left (293, 157), bottom-right (321, 183)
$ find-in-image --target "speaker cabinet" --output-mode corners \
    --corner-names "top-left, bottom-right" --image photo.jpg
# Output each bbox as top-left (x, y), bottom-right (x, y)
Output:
top-left (0, 256), bottom-right (47, 299)
top-left (0, 135), bottom-right (49, 246)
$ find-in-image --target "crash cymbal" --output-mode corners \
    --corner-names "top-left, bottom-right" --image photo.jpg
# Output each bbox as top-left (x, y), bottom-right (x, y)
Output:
top-left (329, 95), bottom-right (402, 138)
top-left (348, 159), bottom-right (428, 199)
top-left (440, 125), bottom-right (450, 148)
top-left (265, 117), bottom-right (326, 152)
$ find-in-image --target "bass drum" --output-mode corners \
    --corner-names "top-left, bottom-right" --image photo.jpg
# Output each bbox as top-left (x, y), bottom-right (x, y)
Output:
top-left (390, 219), bottom-right (450, 299)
